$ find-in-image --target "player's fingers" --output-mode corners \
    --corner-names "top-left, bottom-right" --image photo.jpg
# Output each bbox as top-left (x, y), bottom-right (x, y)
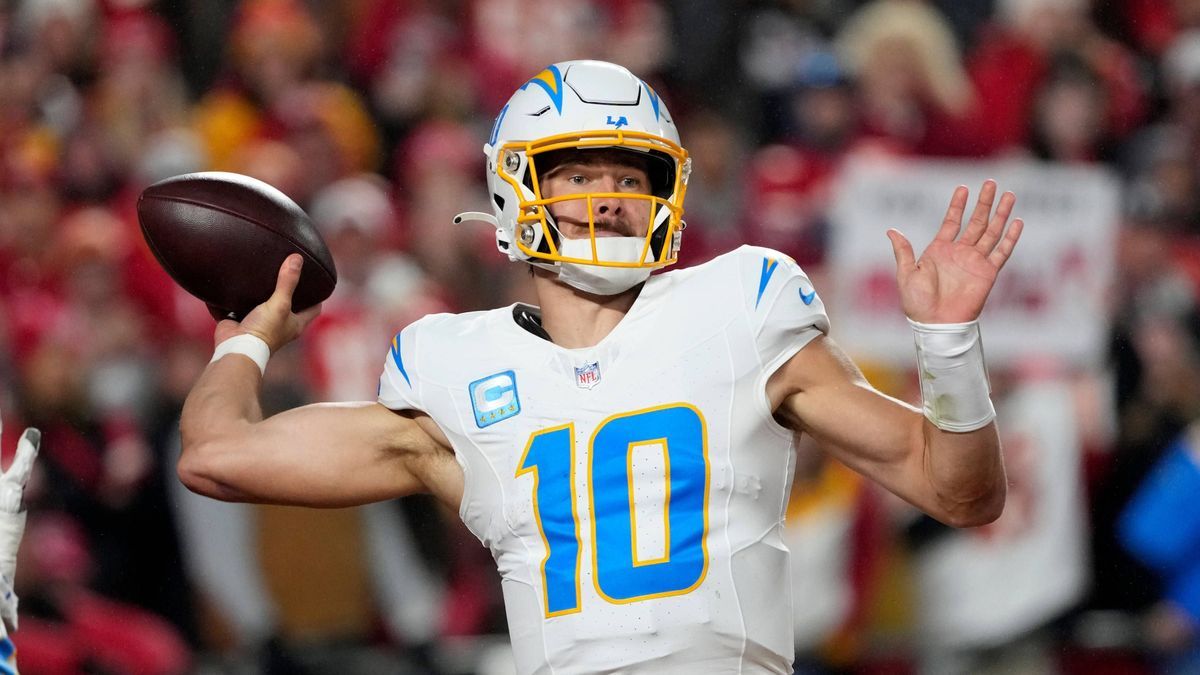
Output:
top-left (887, 228), bottom-right (917, 273)
top-left (960, 180), bottom-right (997, 245)
top-left (8, 428), bottom-right (39, 485)
top-left (934, 186), bottom-right (970, 241)
top-left (975, 190), bottom-right (1016, 254)
top-left (270, 254), bottom-right (304, 310)
top-left (987, 218), bottom-right (1024, 269)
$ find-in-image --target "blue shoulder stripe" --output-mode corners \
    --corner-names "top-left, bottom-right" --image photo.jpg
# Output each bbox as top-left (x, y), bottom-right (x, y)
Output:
top-left (755, 257), bottom-right (780, 309)
top-left (390, 333), bottom-right (412, 387)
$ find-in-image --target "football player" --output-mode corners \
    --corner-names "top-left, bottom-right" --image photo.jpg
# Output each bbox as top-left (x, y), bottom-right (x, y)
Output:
top-left (0, 421), bottom-right (41, 674)
top-left (179, 60), bottom-right (1023, 673)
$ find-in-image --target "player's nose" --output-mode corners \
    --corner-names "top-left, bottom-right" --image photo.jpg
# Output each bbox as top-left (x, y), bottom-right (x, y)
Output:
top-left (591, 176), bottom-right (623, 216)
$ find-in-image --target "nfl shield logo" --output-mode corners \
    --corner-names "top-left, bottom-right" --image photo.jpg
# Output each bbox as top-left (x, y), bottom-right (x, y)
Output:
top-left (574, 361), bottom-right (601, 389)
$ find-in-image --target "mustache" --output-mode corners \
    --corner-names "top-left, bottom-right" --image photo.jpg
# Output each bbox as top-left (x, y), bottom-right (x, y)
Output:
top-left (554, 215), bottom-right (636, 233)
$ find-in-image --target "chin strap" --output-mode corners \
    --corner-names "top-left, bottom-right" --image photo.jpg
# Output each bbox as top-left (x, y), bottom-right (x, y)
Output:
top-left (452, 212), bottom-right (499, 226)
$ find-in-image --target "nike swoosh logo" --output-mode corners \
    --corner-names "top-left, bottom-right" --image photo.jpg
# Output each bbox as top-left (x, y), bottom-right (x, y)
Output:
top-left (755, 258), bottom-right (779, 309)
top-left (799, 287), bottom-right (816, 305)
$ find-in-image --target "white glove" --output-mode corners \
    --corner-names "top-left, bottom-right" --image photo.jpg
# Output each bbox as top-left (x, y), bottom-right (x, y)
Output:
top-left (0, 425), bottom-right (40, 637)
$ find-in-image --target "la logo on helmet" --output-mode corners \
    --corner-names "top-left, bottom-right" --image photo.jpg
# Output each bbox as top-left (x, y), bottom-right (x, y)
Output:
top-left (606, 115), bottom-right (628, 129)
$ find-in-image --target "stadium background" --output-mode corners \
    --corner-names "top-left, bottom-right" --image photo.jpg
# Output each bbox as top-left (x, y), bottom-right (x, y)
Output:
top-left (2, 0), bottom-right (1200, 673)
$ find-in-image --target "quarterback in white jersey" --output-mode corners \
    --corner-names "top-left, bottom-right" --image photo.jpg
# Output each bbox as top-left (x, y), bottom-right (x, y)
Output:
top-left (378, 246), bottom-right (828, 672)
top-left (179, 60), bottom-right (1024, 674)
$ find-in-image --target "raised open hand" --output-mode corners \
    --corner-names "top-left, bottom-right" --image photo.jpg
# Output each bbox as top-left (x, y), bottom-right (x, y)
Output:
top-left (886, 180), bottom-right (1024, 324)
top-left (0, 423), bottom-right (38, 635)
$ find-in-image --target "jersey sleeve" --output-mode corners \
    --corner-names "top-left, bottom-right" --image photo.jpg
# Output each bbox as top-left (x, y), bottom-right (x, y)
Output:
top-left (740, 246), bottom-right (830, 371)
top-left (378, 319), bottom-right (423, 412)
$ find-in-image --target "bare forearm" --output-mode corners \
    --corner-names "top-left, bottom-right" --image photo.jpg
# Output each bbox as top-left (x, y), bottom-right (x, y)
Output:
top-left (178, 356), bottom-right (269, 501)
top-left (795, 382), bottom-right (1006, 527)
top-left (920, 418), bottom-right (1006, 527)
top-left (181, 357), bottom-right (265, 447)
top-left (178, 360), bottom-right (429, 506)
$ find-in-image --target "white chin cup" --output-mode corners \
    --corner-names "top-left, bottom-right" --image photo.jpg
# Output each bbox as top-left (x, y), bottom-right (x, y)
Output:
top-left (555, 236), bottom-right (654, 295)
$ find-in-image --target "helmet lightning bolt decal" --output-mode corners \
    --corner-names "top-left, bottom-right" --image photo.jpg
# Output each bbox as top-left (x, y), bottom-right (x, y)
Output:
top-left (489, 104), bottom-right (509, 145)
top-left (521, 65), bottom-right (565, 114)
top-left (643, 81), bottom-right (661, 121)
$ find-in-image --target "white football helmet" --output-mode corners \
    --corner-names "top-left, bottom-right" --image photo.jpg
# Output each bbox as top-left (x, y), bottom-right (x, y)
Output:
top-left (457, 60), bottom-right (691, 295)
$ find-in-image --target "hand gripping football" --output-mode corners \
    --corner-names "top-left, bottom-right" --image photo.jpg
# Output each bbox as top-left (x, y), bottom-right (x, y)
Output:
top-left (137, 172), bottom-right (337, 321)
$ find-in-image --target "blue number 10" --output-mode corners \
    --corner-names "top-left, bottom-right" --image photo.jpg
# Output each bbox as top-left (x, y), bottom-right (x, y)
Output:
top-left (516, 403), bottom-right (710, 617)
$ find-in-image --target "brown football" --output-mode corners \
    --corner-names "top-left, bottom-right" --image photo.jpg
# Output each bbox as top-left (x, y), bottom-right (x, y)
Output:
top-left (137, 172), bottom-right (337, 321)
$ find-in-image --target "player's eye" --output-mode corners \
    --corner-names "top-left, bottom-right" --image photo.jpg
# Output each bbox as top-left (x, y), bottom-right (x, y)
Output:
top-left (619, 176), bottom-right (643, 190)
top-left (567, 174), bottom-right (588, 185)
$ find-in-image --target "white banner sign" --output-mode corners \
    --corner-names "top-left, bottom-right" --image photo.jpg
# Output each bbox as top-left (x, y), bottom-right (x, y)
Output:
top-left (828, 159), bottom-right (1119, 368)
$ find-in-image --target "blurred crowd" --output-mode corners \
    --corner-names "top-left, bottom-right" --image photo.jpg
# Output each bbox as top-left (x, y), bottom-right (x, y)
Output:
top-left (2, 0), bottom-right (1200, 673)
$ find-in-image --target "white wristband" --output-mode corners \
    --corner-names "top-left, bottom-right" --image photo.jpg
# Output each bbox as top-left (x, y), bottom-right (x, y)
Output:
top-left (909, 319), bottom-right (995, 433)
top-left (211, 334), bottom-right (271, 376)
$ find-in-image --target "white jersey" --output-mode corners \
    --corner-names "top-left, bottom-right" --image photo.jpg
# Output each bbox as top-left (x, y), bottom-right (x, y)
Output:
top-left (378, 246), bottom-right (829, 674)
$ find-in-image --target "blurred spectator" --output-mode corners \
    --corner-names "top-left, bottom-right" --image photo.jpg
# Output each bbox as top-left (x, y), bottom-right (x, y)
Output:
top-left (738, 50), bottom-right (861, 267)
top-left (741, 144), bottom-right (830, 267)
top-left (305, 174), bottom-right (453, 650)
top-left (670, 0), bottom-right (746, 118)
top-left (1089, 221), bottom-right (1200, 647)
top-left (784, 441), bottom-right (884, 675)
top-left (16, 0), bottom-right (97, 86)
top-left (169, 437), bottom-right (298, 670)
top-left (469, 0), bottom-right (673, 114)
top-left (1119, 422), bottom-right (1200, 673)
top-left (910, 371), bottom-right (1090, 675)
top-left (92, 10), bottom-right (189, 176)
top-left (193, 0), bottom-right (329, 179)
top-left (12, 512), bottom-right (191, 674)
top-left (966, 0), bottom-right (1149, 156)
top-left (344, 0), bottom-right (469, 136)
top-left (1122, 124), bottom-right (1199, 233)
top-left (674, 109), bottom-right (747, 265)
top-left (738, 6), bottom-right (827, 142)
top-left (398, 119), bottom-right (517, 310)
top-left (1105, 0), bottom-right (1200, 57)
top-left (836, 0), bottom-right (979, 156)
top-left (306, 173), bottom-right (445, 398)
top-left (1028, 55), bottom-right (1114, 162)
